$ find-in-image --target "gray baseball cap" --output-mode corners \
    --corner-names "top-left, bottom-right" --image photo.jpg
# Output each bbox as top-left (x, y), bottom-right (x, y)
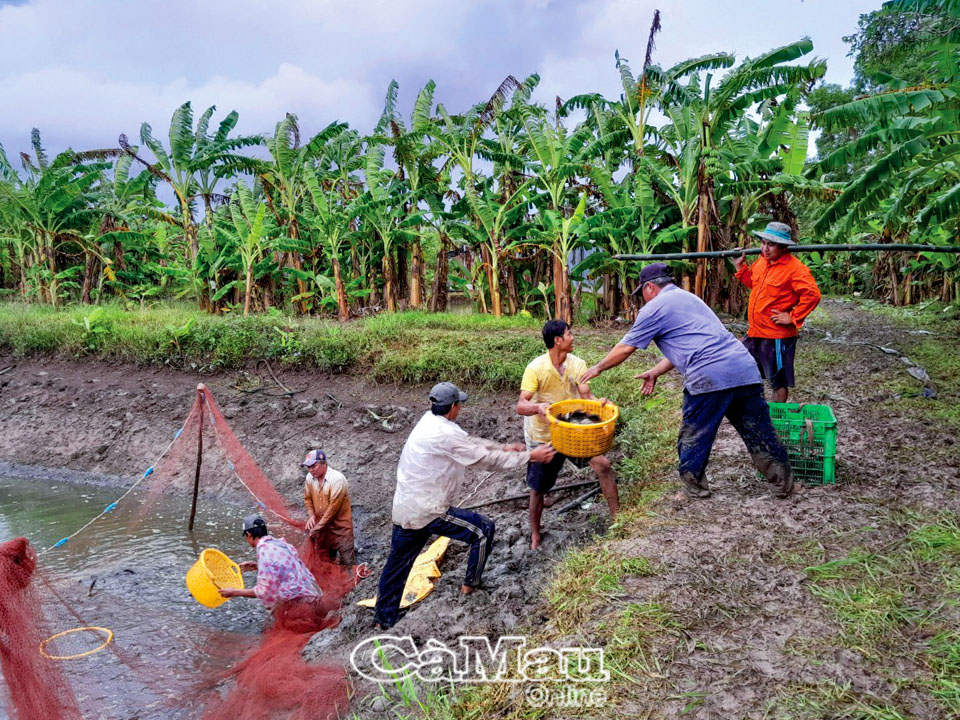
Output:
top-left (429, 381), bottom-right (467, 406)
top-left (241, 514), bottom-right (267, 536)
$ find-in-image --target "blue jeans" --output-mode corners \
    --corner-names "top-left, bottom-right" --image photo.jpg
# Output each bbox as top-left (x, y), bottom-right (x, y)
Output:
top-left (678, 383), bottom-right (791, 495)
top-left (373, 506), bottom-right (495, 628)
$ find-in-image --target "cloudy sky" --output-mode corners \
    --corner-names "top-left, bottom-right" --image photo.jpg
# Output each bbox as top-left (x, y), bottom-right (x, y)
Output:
top-left (0, 0), bottom-right (879, 158)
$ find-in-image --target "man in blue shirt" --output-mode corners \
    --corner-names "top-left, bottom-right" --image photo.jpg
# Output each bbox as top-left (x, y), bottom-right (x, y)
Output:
top-left (582, 264), bottom-right (793, 499)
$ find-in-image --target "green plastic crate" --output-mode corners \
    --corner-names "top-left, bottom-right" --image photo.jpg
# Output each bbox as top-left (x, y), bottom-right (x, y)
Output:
top-left (767, 402), bottom-right (838, 485)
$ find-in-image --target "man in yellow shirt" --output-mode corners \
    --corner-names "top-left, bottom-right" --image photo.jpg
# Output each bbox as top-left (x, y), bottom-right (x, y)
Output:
top-left (516, 320), bottom-right (619, 550)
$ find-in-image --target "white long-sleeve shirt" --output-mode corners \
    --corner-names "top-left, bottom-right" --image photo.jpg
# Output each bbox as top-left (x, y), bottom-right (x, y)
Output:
top-left (392, 412), bottom-right (531, 530)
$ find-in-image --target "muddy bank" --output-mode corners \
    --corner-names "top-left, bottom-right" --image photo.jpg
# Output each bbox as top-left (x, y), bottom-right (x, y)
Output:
top-left (0, 354), bottom-right (618, 669)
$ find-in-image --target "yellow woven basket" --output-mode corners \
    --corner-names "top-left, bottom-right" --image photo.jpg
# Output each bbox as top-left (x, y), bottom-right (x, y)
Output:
top-left (547, 399), bottom-right (619, 458)
top-left (186, 548), bottom-right (244, 609)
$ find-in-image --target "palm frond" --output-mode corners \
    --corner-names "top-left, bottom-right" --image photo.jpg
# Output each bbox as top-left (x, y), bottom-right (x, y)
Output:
top-left (813, 137), bottom-right (929, 233)
top-left (814, 87), bottom-right (957, 132)
top-left (666, 52), bottom-right (735, 79)
top-left (214, 110), bottom-right (239, 144)
top-left (917, 181), bottom-right (960, 229)
top-left (169, 102), bottom-right (195, 168)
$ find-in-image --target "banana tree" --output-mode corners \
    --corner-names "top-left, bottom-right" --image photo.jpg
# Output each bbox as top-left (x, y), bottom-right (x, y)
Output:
top-left (654, 39), bottom-right (826, 296)
top-left (375, 79), bottom-right (444, 308)
top-left (352, 140), bottom-right (421, 312)
top-left (119, 102), bottom-right (259, 308)
top-left (581, 165), bottom-right (677, 316)
top-left (529, 193), bottom-right (589, 324)
top-left (514, 92), bottom-right (597, 320)
top-left (258, 114), bottom-right (348, 312)
top-left (214, 183), bottom-right (275, 316)
top-left (0, 130), bottom-right (114, 305)
top-left (457, 174), bottom-right (532, 317)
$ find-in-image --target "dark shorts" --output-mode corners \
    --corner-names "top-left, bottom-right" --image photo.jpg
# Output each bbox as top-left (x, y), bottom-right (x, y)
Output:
top-left (743, 336), bottom-right (797, 390)
top-left (526, 452), bottom-right (589, 493)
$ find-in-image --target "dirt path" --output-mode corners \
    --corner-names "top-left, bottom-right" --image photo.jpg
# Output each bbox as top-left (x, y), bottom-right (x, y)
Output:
top-left (602, 298), bottom-right (960, 719)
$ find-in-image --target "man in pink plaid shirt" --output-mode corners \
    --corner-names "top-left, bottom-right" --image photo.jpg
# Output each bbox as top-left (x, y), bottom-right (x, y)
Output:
top-left (219, 515), bottom-right (320, 610)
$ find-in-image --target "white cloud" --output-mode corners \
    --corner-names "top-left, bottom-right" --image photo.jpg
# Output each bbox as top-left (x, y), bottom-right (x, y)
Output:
top-left (0, 0), bottom-right (878, 156)
top-left (0, 63), bottom-right (377, 153)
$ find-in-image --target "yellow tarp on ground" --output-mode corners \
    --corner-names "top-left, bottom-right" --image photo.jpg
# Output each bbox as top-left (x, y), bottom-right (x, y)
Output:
top-left (357, 537), bottom-right (450, 609)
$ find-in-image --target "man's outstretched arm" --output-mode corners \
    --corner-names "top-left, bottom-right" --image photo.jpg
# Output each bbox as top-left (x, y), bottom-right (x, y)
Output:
top-left (582, 343), bottom-right (637, 383)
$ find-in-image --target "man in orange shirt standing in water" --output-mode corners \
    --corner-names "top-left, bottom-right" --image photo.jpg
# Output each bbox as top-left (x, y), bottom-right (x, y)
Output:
top-left (733, 221), bottom-right (822, 403)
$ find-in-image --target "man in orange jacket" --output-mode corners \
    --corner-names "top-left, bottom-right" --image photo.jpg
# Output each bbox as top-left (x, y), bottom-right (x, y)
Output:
top-left (733, 222), bottom-right (821, 403)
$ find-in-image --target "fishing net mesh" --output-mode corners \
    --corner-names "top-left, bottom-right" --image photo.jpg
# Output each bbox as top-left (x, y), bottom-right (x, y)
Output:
top-left (0, 385), bottom-right (355, 720)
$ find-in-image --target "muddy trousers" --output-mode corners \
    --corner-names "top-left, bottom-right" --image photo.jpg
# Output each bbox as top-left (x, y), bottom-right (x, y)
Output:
top-left (678, 383), bottom-right (792, 494)
top-left (373, 507), bottom-right (495, 628)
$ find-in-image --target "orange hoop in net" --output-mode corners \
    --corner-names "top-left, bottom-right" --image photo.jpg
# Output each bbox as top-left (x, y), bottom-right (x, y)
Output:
top-left (40, 626), bottom-right (114, 660)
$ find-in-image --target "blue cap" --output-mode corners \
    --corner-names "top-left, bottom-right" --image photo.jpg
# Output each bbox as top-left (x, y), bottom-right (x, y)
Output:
top-left (302, 449), bottom-right (327, 467)
top-left (752, 221), bottom-right (795, 246)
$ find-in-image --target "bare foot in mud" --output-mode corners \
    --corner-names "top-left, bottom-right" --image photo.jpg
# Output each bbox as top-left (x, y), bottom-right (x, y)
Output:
top-left (530, 533), bottom-right (541, 551)
top-left (460, 584), bottom-right (475, 595)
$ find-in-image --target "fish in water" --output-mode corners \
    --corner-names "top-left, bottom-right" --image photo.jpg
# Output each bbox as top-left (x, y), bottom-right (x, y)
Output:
top-left (559, 411), bottom-right (602, 425)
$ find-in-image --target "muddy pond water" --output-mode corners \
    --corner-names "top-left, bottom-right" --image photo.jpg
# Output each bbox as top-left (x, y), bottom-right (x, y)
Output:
top-left (0, 473), bottom-right (277, 719)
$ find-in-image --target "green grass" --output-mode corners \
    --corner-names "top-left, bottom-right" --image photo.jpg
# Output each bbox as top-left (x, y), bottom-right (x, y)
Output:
top-left (546, 547), bottom-right (656, 633)
top-left (853, 297), bottom-right (960, 332)
top-left (769, 680), bottom-right (911, 720)
top-left (0, 302), bottom-right (552, 386)
top-left (777, 514), bottom-right (960, 717)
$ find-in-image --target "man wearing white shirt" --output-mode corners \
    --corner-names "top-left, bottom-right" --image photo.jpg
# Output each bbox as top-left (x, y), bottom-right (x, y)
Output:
top-left (372, 381), bottom-right (555, 629)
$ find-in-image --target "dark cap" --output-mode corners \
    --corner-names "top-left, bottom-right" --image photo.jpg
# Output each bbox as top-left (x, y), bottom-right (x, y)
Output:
top-left (632, 263), bottom-right (674, 295)
top-left (429, 381), bottom-right (467, 406)
top-left (241, 514), bottom-right (266, 536)
top-left (301, 449), bottom-right (326, 467)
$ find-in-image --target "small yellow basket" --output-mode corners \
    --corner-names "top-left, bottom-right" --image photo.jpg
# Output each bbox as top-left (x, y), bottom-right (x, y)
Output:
top-left (186, 548), bottom-right (245, 609)
top-left (547, 399), bottom-right (619, 458)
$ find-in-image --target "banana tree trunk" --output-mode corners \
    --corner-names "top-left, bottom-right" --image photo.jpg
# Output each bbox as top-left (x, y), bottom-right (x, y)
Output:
top-left (695, 183), bottom-right (710, 299)
top-left (332, 255), bottom-right (349, 322)
top-left (506, 263), bottom-right (518, 316)
top-left (81, 250), bottom-right (98, 305)
top-left (429, 234), bottom-right (450, 313)
top-left (383, 253), bottom-right (396, 312)
top-left (409, 240), bottom-right (423, 309)
top-left (480, 245), bottom-right (502, 317)
top-left (368, 265), bottom-right (380, 308)
top-left (680, 225), bottom-right (692, 292)
top-left (552, 252), bottom-right (572, 324)
top-left (243, 265), bottom-right (254, 317)
top-left (45, 237), bottom-right (58, 307)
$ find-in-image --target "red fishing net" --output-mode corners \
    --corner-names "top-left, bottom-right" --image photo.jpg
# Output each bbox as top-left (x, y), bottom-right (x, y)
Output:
top-left (1, 385), bottom-right (358, 720)
top-left (0, 537), bottom-right (83, 720)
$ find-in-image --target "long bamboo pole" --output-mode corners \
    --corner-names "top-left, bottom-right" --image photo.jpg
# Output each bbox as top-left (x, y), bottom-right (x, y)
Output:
top-left (614, 244), bottom-right (960, 261)
top-left (188, 384), bottom-right (204, 532)
top-left (463, 478), bottom-right (600, 511)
